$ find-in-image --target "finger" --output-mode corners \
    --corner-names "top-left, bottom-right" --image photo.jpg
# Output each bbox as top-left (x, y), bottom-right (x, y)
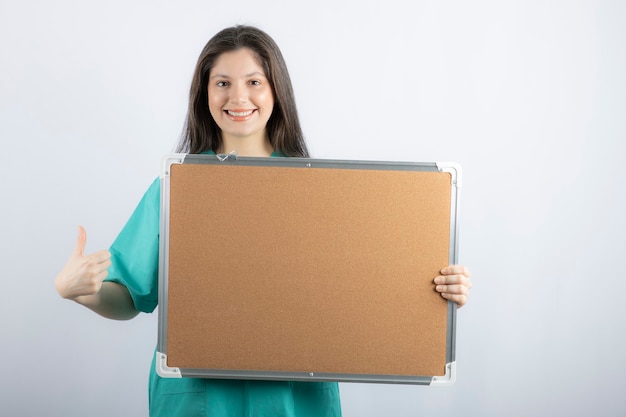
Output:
top-left (76, 261), bottom-right (111, 294)
top-left (73, 225), bottom-right (87, 258)
top-left (91, 268), bottom-right (110, 285)
top-left (439, 292), bottom-right (469, 308)
top-left (80, 255), bottom-right (111, 278)
top-left (79, 271), bottom-right (108, 295)
top-left (95, 259), bottom-right (112, 274)
top-left (435, 283), bottom-right (470, 296)
top-left (434, 274), bottom-right (472, 288)
top-left (87, 257), bottom-right (112, 274)
top-left (440, 265), bottom-right (470, 277)
top-left (87, 250), bottom-right (111, 264)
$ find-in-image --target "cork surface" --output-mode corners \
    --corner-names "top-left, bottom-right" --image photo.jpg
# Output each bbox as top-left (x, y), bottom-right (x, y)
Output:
top-left (166, 163), bottom-right (451, 377)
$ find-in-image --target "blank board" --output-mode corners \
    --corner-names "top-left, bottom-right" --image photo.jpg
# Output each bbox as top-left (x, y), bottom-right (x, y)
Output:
top-left (157, 154), bottom-right (461, 385)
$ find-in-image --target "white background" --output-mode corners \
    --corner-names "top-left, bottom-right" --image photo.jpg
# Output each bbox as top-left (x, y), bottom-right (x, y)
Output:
top-left (1, 0), bottom-right (625, 416)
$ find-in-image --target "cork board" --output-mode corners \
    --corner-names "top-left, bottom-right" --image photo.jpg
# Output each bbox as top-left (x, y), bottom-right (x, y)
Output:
top-left (157, 155), bottom-right (460, 384)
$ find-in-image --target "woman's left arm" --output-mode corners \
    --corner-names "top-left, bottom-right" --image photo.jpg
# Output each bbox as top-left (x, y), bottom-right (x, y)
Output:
top-left (434, 265), bottom-right (472, 308)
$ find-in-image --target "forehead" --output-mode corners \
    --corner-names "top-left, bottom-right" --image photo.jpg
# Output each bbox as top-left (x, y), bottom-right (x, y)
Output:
top-left (210, 48), bottom-right (266, 77)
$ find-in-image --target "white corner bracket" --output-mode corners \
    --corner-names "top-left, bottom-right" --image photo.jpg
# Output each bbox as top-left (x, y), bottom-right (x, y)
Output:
top-left (161, 153), bottom-right (187, 178)
top-left (430, 361), bottom-right (457, 386)
top-left (156, 351), bottom-right (182, 378)
top-left (436, 162), bottom-right (462, 189)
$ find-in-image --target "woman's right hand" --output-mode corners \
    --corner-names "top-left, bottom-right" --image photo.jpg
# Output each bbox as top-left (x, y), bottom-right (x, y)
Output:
top-left (54, 226), bottom-right (112, 300)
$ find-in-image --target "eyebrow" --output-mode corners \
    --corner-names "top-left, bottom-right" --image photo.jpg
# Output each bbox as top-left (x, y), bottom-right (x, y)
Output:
top-left (210, 71), bottom-right (266, 80)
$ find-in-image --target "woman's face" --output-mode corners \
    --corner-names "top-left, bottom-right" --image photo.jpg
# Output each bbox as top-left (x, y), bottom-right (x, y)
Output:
top-left (207, 48), bottom-right (274, 145)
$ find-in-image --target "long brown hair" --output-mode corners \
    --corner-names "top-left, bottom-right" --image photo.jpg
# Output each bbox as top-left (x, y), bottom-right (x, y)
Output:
top-left (177, 25), bottom-right (309, 157)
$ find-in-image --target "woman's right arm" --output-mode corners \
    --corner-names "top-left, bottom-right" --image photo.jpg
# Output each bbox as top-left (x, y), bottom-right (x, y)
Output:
top-left (55, 226), bottom-right (139, 320)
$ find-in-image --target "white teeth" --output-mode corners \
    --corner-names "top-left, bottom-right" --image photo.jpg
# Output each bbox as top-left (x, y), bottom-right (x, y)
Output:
top-left (228, 110), bottom-right (253, 117)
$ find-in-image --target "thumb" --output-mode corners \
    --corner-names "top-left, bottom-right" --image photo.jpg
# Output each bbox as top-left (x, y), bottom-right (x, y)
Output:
top-left (73, 225), bottom-right (87, 257)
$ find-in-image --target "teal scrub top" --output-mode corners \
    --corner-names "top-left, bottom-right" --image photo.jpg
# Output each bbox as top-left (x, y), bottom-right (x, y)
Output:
top-left (105, 151), bottom-right (342, 417)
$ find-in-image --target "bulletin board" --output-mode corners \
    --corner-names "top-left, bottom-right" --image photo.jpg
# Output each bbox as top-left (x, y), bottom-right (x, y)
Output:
top-left (157, 153), bottom-right (461, 385)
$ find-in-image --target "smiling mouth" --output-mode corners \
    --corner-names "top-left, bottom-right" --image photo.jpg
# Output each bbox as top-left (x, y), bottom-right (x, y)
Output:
top-left (226, 109), bottom-right (255, 117)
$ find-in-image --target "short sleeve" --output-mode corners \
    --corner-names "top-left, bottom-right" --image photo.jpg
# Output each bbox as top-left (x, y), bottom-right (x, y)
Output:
top-left (105, 178), bottom-right (161, 313)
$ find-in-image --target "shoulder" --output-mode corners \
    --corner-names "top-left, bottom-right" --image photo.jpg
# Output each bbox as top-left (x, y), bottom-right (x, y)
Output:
top-left (137, 177), bottom-right (161, 210)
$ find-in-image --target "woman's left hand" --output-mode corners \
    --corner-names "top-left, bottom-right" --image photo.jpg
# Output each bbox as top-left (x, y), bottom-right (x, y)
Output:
top-left (434, 265), bottom-right (472, 308)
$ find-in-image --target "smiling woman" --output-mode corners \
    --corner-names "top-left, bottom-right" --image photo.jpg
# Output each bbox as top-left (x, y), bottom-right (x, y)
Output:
top-left (53, 24), bottom-right (472, 417)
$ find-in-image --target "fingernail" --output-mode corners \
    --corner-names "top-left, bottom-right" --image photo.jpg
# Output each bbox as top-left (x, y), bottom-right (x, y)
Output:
top-left (434, 277), bottom-right (442, 284)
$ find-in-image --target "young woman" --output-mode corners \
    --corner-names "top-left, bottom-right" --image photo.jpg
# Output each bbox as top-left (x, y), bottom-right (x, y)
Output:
top-left (55, 25), bottom-right (472, 417)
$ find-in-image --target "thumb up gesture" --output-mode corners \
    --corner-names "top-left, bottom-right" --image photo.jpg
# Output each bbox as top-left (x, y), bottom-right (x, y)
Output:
top-left (54, 226), bottom-right (112, 300)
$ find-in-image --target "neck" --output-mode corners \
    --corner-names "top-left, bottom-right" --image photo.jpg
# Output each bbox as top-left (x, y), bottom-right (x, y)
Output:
top-left (219, 133), bottom-right (274, 157)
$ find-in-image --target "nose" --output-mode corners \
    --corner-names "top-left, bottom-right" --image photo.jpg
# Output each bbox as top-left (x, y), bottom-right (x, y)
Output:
top-left (229, 82), bottom-right (248, 105)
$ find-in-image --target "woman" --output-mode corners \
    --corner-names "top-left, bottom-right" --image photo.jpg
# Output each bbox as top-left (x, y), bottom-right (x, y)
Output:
top-left (55, 25), bottom-right (472, 417)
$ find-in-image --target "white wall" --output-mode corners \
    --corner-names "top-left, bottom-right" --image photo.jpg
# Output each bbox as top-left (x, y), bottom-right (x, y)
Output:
top-left (1, 1), bottom-right (625, 416)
